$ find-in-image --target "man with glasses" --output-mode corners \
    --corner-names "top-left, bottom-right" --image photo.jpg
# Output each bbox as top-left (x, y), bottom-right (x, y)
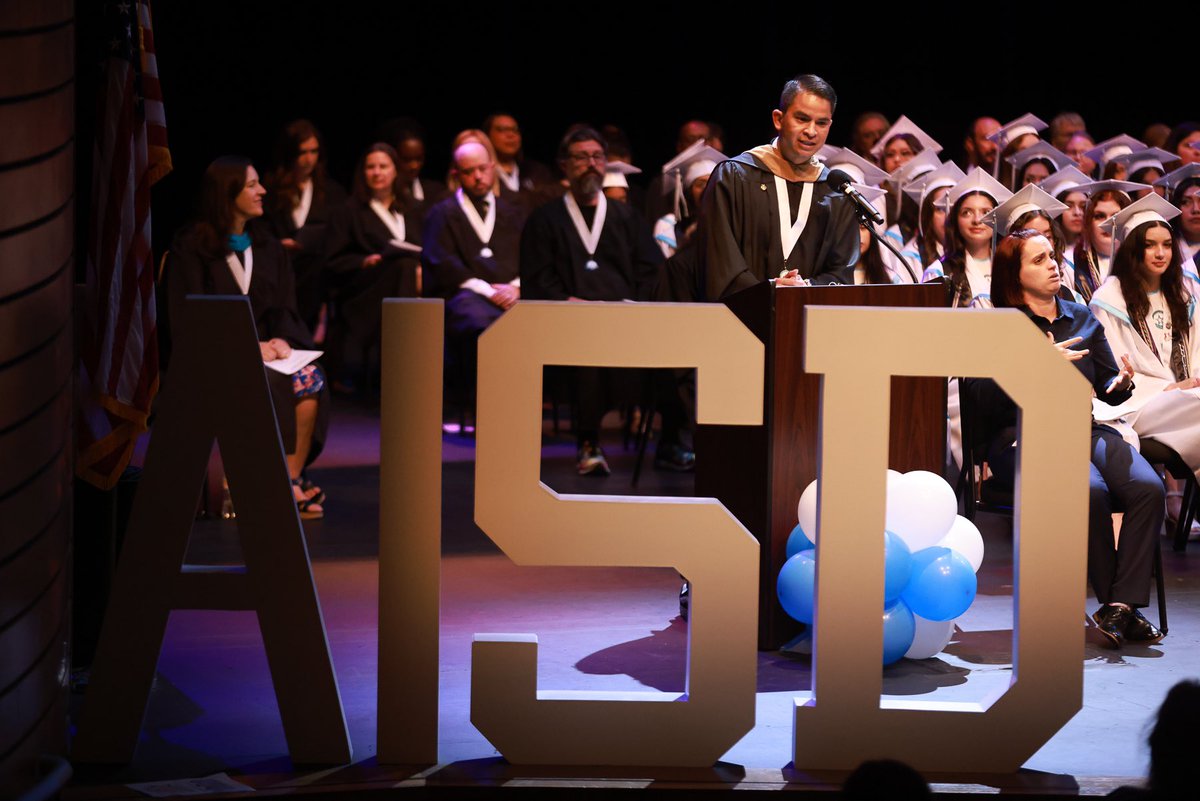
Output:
top-left (697, 74), bottom-right (859, 300)
top-left (520, 127), bottom-right (664, 475)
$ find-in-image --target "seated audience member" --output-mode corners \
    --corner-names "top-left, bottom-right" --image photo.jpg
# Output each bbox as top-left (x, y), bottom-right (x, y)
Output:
top-left (520, 126), bottom-right (664, 475)
top-left (963, 116), bottom-right (1001, 173)
top-left (922, 169), bottom-right (1013, 308)
top-left (423, 141), bottom-right (525, 411)
top-left (324, 142), bottom-right (423, 393)
top-left (847, 110), bottom-right (889, 163)
top-left (484, 111), bottom-right (558, 211)
top-left (1070, 180), bottom-right (1145, 302)
top-left (257, 119), bottom-right (346, 333)
top-left (965, 229), bottom-right (1163, 648)
top-left (445, 129), bottom-right (499, 194)
top-left (1089, 195), bottom-right (1200, 525)
top-left (375, 118), bottom-right (450, 218)
top-left (166, 156), bottom-right (329, 519)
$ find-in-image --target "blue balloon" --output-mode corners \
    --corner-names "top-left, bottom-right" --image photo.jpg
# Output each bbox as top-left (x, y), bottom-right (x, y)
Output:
top-left (901, 546), bottom-right (977, 621)
top-left (882, 600), bottom-right (916, 665)
top-left (884, 530), bottom-right (913, 603)
top-left (777, 550), bottom-right (816, 623)
top-left (786, 523), bottom-right (815, 559)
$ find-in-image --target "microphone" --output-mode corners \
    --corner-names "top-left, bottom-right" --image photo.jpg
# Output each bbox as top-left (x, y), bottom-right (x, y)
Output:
top-left (825, 168), bottom-right (884, 226)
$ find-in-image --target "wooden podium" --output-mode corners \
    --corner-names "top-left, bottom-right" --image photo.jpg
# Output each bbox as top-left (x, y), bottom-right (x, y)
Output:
top-left (695, 281), bottom-right (948, 650)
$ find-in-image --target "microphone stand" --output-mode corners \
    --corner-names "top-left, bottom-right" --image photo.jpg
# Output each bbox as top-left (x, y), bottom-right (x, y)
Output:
top-left (856, 208), bottom-right (918, 283)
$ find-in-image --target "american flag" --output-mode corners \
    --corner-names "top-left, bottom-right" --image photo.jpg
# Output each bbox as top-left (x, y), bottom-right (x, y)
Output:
top-left (77, 0), bottom-right (171, 490)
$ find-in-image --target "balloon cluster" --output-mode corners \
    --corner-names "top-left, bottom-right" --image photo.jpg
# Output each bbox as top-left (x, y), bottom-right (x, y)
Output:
top-left (777, 470), bottom-right (983, 666)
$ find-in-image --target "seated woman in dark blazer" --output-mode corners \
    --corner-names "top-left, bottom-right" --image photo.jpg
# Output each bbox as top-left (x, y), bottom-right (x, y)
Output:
top-left (256, 119), bottom-right (347, 333)
top-left (323, 142), bottom-right (422, 392)
top-left (965, 228), bottom-right (1164, 648)
top-left (167, 156), bottom-right (329, 519)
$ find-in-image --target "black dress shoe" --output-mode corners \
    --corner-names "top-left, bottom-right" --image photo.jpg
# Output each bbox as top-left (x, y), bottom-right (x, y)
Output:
top-left (1124, 608), bottom-right (1165, 645)
top-left (1092, 604), bottom-right (1132, 648)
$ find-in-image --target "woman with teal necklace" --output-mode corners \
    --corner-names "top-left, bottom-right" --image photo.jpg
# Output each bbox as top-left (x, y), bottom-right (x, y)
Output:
top-left (166, 156), bottom-right (329, 519)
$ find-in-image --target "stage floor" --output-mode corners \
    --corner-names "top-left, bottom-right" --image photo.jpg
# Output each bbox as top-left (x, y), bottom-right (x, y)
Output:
top-left (65, 400), bottom-right (1200, 798)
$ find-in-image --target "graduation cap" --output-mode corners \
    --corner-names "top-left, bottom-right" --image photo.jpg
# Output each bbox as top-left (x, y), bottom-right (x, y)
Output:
top-left (816, 144), bottom-right (841, 163)
top-left (602, 160), bottom-right (642, 190)
top-left (888, 149), bottom-right (942, 189)
top-left (1006, 140), bottom-right (1073, 172)
top-left (822, 147), bottom-right (889, 186)
top-left (661, 141), bottom-right (727, 218)
top-left (1097, 192), bottom-right (1181, 246)
top-left (1083, 134), bottom-right (1147, 171)
top-left (902, 161), bottom-right (966, 207)
top-left (987, 113), bottom-right (1048, 149)
top-left (1154, 162), bottom-right (1200, 194)
top-left (944, 167), bottom-right (1014, 209)
top-left (851, 182), bottom-right (888, 206)
top-left (869, 115), bottom-right (943, 160)
top-left (1039, 165), bottom-right (1093, 199)
top-left (1109, 147), bottom-right (1175, 177)
top-left (982, 183), bottom-right (1068, 234)
top-left (1070, 179), bottom-right (1153, 200)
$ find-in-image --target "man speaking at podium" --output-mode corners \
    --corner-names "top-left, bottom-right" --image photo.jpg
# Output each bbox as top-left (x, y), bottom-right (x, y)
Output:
top-left (698, 74), bottom-right (861, 300)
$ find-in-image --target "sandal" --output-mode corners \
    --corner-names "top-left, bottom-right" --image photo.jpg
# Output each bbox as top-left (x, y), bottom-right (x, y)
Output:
top-left (292, 479), bottom-right (325, 520)
top-left (295, 476), bottom-right (326, 505)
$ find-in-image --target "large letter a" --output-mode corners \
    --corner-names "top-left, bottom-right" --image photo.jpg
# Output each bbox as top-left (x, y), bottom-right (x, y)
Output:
top-left (73, 297), bottom-right (350, 765)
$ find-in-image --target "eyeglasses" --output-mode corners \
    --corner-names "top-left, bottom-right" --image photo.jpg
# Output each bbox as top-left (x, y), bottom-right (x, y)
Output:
top-left (567, 151), bottom-right (606, 165)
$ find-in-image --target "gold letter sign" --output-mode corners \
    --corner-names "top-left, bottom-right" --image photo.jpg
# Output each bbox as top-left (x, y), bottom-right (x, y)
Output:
top-left (472, 302), bottom-right (764, 766)
top-left (798, 306), bottom-right (1091, 772)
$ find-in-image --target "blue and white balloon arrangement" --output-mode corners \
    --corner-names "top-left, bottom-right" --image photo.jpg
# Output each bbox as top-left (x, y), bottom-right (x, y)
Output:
top-left (777, 470), bottom-right (984, 665)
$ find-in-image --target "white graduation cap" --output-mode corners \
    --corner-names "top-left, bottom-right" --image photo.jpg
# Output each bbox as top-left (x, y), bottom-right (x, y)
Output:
top-left (986, 113), bottom-right (1048, 149)
top-left (661, 142), bottom-right (727, 218)
top-left (982, 183), bottom-right (1069, 234)
top-left (1006, 140), bottom-right (1073, 172)
top-left (823, 147), bottom-right (889, 186)
top-left (902, 160), bottom-right (966, 207)
top-left (1039, 165), bottom-right (1094, 199)
top-left (1098, 192), bottom-right (1181, 245)
top-left (1155, 162), bottom-right (1200, 194)
top-left (1070, 179), bottom-right (1152, 200)
top-left (888, 149), bottom-right (942, 189)
top-left (1109, 147), bottom-right (1175, 177)
top-left (1083, 134), bottom-right (1147, 170)
top-left (851, 182), bottom-right (888, 206)
top-left (869, 115), bottom-right (943, 160)
top-left (816, 144), bottom-right (841, 163)
top-left (603, 160), bottom-right (642, 189)
top-left (944, 167), bottom-right (1014, 209)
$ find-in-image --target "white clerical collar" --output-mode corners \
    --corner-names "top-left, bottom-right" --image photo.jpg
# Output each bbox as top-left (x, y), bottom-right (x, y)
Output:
top-left (497, 163), bottom-right (520, 193)
top-left (774, 175), bottom-right (814, 263)
top-left (562, 191), bottom-right (606, 271)
top-left (225, 246), bottom-right (253, 294)
top-left (292, 179), bottom-right (313, 229)
top-left (411, 178), bottom-right (424, 202)
top-left (369, 198), bottom-right (406, 243)
top-left (456, 188), bottom-right (496, 257)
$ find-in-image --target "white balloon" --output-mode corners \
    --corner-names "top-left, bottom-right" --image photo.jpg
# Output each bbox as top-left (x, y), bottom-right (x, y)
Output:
top-left (886, 470), bottom-right (958, 552)
top-left (797, 480), bottom-right (819, 544)
top-left (937, 515), bottom-right (985, 572)
top-left (904, 615), bottom-right (957, 660)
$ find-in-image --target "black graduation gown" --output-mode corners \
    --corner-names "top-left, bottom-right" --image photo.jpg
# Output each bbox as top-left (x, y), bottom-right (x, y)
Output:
top-left (164, 231), bottom-right (330, 463)
top-left (253, 178), bottom-right (347, 330)
top-left (323, 196), bottom-right (423, 380)
top-left (495, 158), bottom-right (560, 213)
top-left (421, 193), bottom-right (524, 299)
top-left (519, 194), bottom-right (664, 302)
top-left (696, 153), bottom-right (860, 301)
